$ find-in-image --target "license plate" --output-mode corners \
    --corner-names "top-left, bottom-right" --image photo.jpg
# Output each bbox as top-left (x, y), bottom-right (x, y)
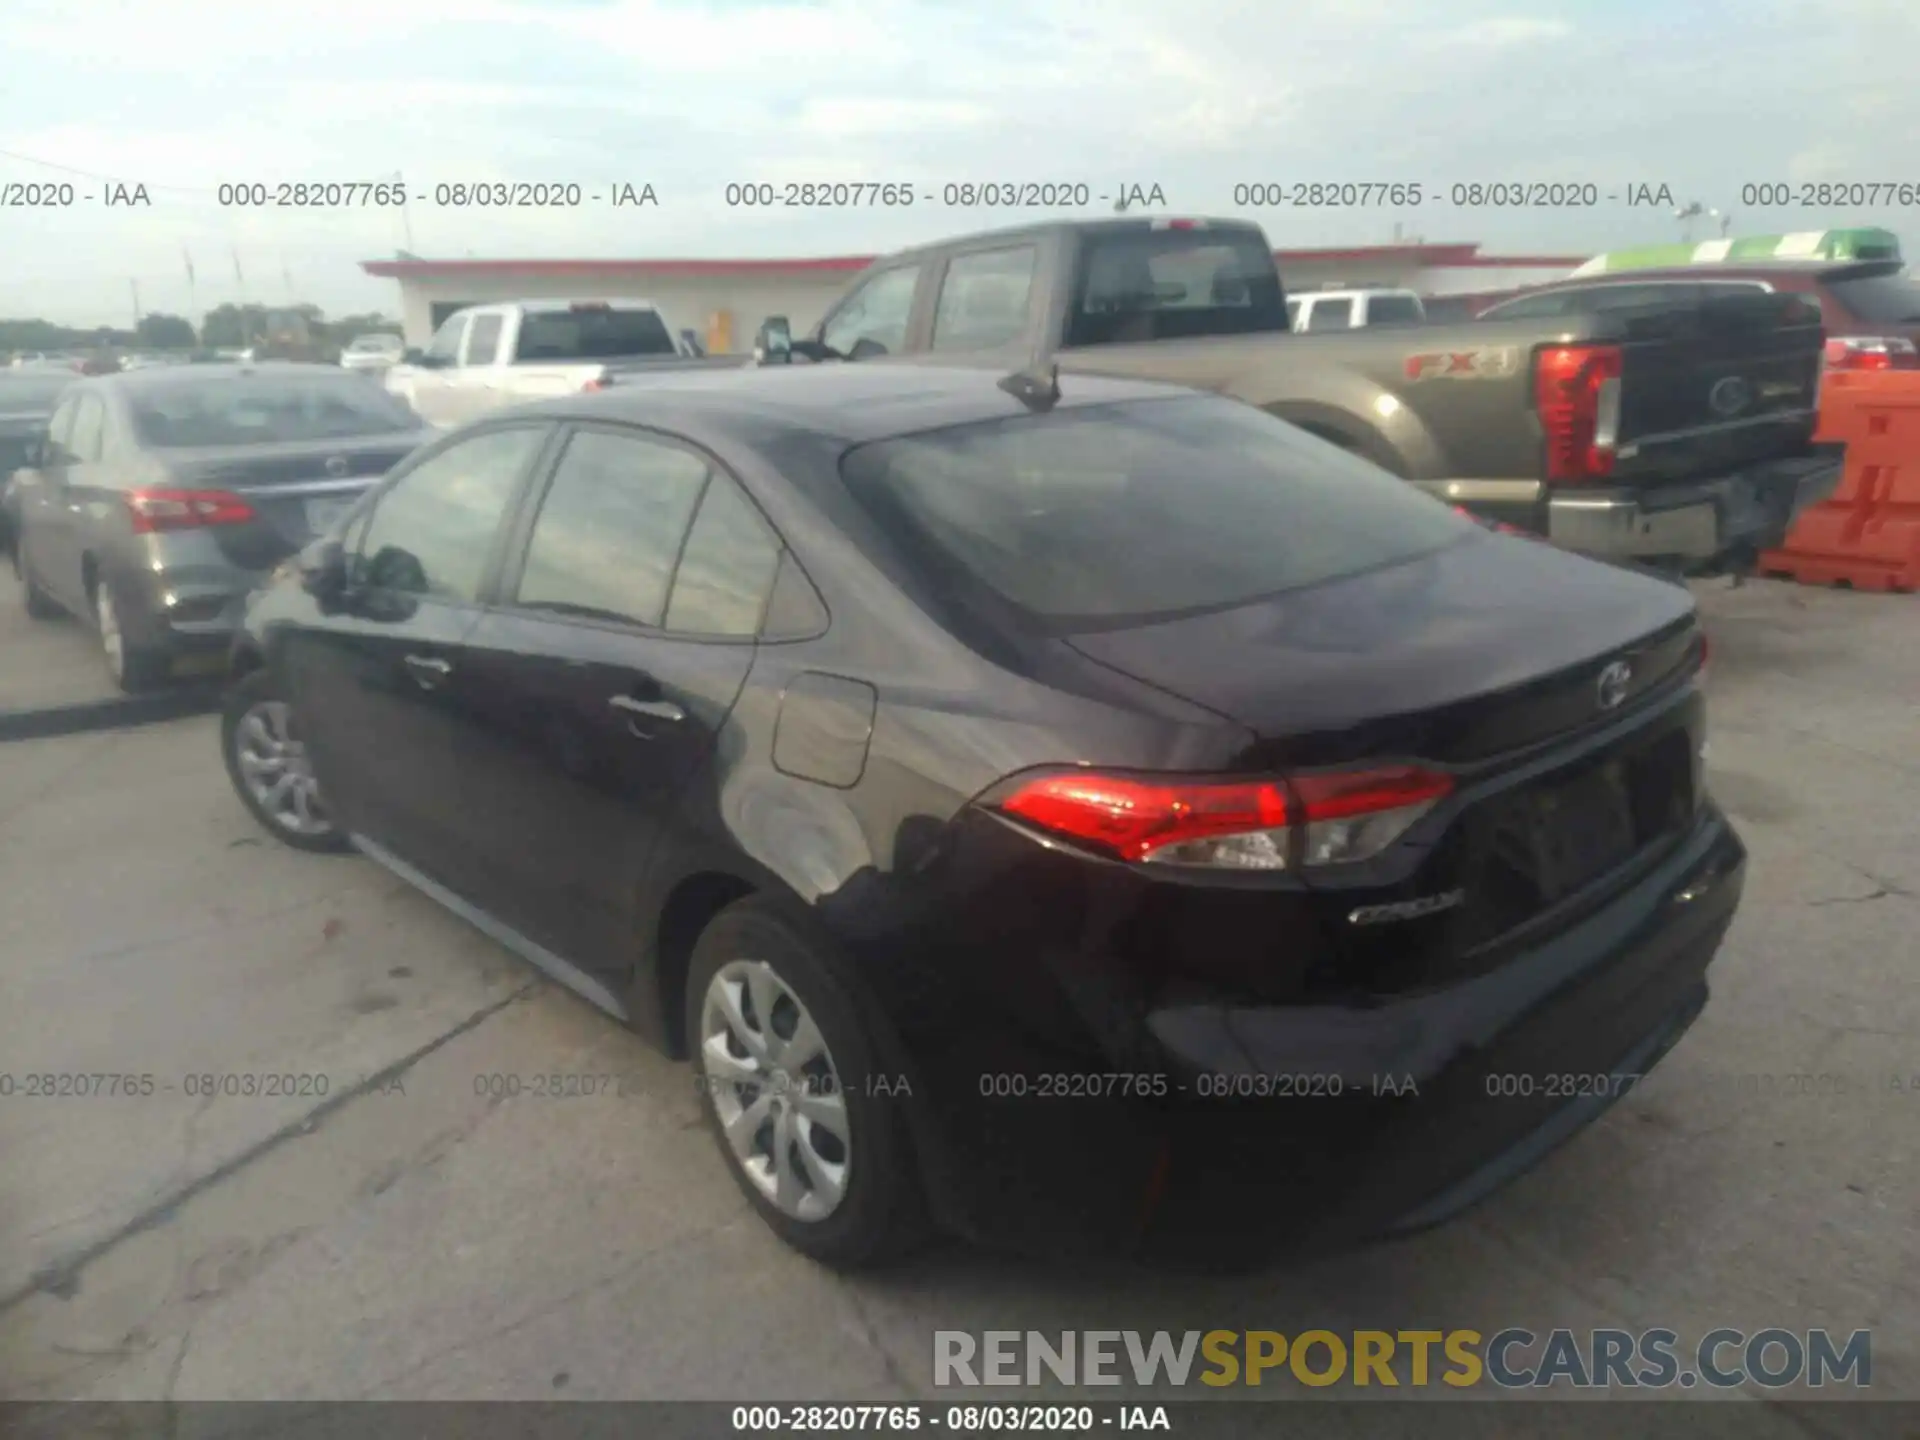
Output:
top-left (304, 495), bottom-right (357, 533)
top-left (1526, 764), bottom-right (1637, 897)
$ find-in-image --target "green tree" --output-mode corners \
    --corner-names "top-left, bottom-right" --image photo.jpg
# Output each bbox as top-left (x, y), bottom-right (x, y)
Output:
top-left (134, 313), bottom-right (197, 349)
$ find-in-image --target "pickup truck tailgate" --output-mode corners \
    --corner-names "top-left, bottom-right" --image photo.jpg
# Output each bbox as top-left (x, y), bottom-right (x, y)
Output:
top-left (1608, 292), bottom-right (1825, 482)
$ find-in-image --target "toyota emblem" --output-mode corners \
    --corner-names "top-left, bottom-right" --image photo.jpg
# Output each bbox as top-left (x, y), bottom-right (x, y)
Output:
top-left (1707, 376), bottom-right (1753, 419)
top-left (1596, 660), bottom-right (1633, 711)
top-left (324, 455), bottom-right (350, 478)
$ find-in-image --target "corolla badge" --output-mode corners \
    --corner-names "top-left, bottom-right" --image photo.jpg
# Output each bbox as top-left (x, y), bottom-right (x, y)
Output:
top-left (1708, 375), bottom-right (1754, 419)
top-left (1597, 659), bottom-right (1633, 711)
top-left (1348, 889), bottom-right (1467, 926)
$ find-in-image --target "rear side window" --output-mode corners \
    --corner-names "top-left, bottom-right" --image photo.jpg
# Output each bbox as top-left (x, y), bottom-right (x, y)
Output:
top-left (1303, 298), bottom-right (1353, 331)
top-left (66, 394), bottom-right (105, 461)
top-left (1065, 230), bottom-right (1286, 346)
top-left (514, 306), bottom-right (676, 361)
top-left (1826, 270), bottom-right (1920, 324)
top-left (664, 473), bottom-right (783, 635)
top-left (514, 429), bottom-right (710, 627)
top-left (932, 246), bottom-right (1037, 352)
top-left (841, 395), bottom-right (1471, 627)
top-left (1364, 294), bottom-right (1423, 326)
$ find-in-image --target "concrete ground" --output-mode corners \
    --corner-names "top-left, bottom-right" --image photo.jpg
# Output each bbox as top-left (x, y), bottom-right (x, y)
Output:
top-left (0, 565), bottom-right (122, 712)
top-left (0, 578), bottom-right (1913, 1425)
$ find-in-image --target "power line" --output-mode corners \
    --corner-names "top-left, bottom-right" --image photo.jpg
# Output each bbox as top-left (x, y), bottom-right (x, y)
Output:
top-left (0, 145), bottom-right (210, 195)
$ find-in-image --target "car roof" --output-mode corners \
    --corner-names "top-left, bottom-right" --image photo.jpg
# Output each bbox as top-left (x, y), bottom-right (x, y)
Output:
top-left (101, 361), bottom-right (368, 391)
top-left (504, 361), bottom-right (1201, 445)
top-left (1511, 258), bottom-right (1904, 293)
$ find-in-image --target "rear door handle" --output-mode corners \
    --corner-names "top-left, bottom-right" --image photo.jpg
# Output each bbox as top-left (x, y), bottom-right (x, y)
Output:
top-left (403, 654), bottom-right (452, 686)
top-left (609, 695), bottom-right (685, 723)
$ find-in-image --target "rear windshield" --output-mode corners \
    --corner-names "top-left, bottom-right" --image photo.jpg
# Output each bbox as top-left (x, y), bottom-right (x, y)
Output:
top-left (0, 376), bottom-right (73, 413)
top-left (840, 395), bottom-right (1472, 628)
top-left (513, 306), bottom-right (676, 361)
top-left (129, 376), bottom-right (419, 447)
top-left (1826, 270), bottom-right (1920, 325)
top-left (1064, 230), bottom-right (1288, 347)
top-left (348, 334), bottom-right (403, 352)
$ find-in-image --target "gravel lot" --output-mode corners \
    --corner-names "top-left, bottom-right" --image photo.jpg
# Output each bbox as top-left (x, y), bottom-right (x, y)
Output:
top-left (0, 576), bottom-right (1913, 1425)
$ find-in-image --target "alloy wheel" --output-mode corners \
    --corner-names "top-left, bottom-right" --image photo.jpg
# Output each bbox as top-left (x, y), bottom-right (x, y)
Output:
top-left (700, 958), bottom-right (852, 1222)
top-left (233, 700), bottom-right (334, 837)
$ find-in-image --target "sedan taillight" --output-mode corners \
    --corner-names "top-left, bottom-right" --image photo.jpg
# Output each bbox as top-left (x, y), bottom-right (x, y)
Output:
top-left (986, 765), bottom-right (1454, 871)
top-left (125, 487), bottom-right (257, 534)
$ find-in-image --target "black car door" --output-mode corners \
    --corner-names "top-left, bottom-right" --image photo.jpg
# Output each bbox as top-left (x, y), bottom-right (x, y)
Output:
top-left (453, 423), bottom-right (784, 998)
top-left (281, 422), bottom-right (555, 892)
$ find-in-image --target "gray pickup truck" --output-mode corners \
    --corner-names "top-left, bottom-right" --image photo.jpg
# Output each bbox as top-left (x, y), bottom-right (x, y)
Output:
top-left (749, 216), bottom-right (1841, 575)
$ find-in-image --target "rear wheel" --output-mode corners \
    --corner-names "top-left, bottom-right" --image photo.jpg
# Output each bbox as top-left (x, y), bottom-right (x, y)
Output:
top-left (687, 898), bottom-right (929, 1268)
top-left (15, 541), bottom-right (61, 620)
top-left (94, 578), bottom-right (168, 692)
top-left (221, 668), bottom-right (349, 853)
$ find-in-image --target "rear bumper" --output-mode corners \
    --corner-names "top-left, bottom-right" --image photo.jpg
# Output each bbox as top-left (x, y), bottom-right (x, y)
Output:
top-left (902, 805), bottom-right (1746, 1266)
top-left (110, 538), bottom-right (266, 653)
top-left (1545, 449), bottom-right (1844, 571)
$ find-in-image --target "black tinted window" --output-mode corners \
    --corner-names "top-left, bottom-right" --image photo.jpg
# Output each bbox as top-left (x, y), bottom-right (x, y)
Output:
top-left (841, 396), bottom-right (1471, 627)
top-left (664, 473), bottom-right (783, 635)
top-left (821, 267), bottom-right (922, 357)
top-left (515, 429), bottom-right (709, 627)
top-left (514, 306), bottom-right (675, 361)
top-left (932, 247), bottom-right (1037, 352)
top-left (129, 377), bottom-right (417, 446)
top-left (357, 426), bottom-right (545, 601)
top-left (1827, 271), bottom-right (1920, 324)
top-left (1065, 230), bottom-right (1285, 346)
top-left (464, 314), bottom-right (504, 364)
top-left (1365, 294), bottom-right (1424, 325)
top-left (1579, 283), bottom-right (1700, 312)
top-left (1304, 298), bottom-right (1353, 331)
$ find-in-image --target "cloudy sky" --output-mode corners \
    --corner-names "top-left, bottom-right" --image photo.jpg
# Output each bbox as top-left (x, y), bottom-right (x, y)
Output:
top-left (1, 0), bottom-right (1912, 326)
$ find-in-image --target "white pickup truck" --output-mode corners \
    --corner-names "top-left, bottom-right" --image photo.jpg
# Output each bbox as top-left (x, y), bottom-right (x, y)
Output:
top-left (385, 299), bottom-right (733, 427)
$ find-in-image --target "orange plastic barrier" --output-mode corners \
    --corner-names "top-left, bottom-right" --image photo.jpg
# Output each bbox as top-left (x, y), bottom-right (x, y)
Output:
top-left (1760, 369), bottom-right (1920, 592)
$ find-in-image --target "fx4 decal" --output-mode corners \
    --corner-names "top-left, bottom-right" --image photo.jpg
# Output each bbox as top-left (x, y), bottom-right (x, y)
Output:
top-left (1403, 347), bottom-right (1521, 381)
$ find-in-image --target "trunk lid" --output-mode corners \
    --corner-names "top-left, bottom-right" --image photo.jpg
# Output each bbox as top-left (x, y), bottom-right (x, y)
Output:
top-left (1063, 533), bottom-right (1707, 990)
top-left (160, 433), bottom-right (426, 569)
top-left (1601, 291), bottom-right (1825, 482)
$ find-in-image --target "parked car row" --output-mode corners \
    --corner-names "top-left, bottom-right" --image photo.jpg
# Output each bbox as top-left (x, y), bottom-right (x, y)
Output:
top-left (9, 363), bottom-right (432, 689)
top-left (206, 214), bottom-right (1750, 1270)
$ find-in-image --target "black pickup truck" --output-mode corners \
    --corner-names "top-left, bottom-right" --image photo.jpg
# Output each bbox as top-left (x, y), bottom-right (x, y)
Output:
top-left (748, 216), bottom-right (1841, 575)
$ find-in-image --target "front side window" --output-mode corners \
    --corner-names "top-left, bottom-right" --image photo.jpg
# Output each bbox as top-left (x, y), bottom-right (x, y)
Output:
top-left (424, 315), bottom-right (469, 363)
top-left (821, 266), bottom-right (922, 357)
top-left (514, 429), bottom-right (711, 628)
top-left (356, 426), bottom-right (547, 601)
top-left (841, 395), bottom-right (1472, 627)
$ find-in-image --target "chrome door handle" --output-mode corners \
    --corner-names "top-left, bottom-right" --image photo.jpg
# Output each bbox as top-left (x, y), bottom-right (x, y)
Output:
top-left (609, 695), bottom-right (684, 723)
top-left (403, 654), bottom-right (452, 686)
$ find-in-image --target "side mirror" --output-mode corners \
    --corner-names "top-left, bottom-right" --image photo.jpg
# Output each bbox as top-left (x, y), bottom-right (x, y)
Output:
top-left (297, 536), bottom-right (348, 601)
top-left (754, 316), bottom-right (793, 366)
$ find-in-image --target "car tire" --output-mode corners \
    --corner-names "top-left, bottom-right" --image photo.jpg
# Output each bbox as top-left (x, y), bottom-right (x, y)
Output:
top-left (15, 542), bottom-right (62, 620)
top-left (686, 897), bottom-right (929, 1269)
top-left (220, 668), bottom-right (351, 854)
top-left (93, 577), bottom-right (168, 692)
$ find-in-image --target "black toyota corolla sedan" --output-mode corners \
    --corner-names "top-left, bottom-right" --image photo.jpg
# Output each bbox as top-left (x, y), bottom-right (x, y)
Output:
top-left (222, 363), bottom-right (1743, 1268)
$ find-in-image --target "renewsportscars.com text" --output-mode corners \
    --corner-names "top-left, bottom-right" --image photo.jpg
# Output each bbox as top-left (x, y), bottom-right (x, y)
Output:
top-left (933, 1328), bottom-right (1871, 1390)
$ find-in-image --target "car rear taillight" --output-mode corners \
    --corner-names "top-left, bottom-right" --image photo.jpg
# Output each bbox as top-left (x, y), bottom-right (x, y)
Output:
top-left (1534, 343), bottom-right (1623, 483)
top-left (988, 765), bottom-right (1454, 871)
top-left (1823, 336), bottom-right (1920, 371)
top-left (580, 372), bottom-right (612, 393)
top-left (125, 487), bottom-right (257, 534)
